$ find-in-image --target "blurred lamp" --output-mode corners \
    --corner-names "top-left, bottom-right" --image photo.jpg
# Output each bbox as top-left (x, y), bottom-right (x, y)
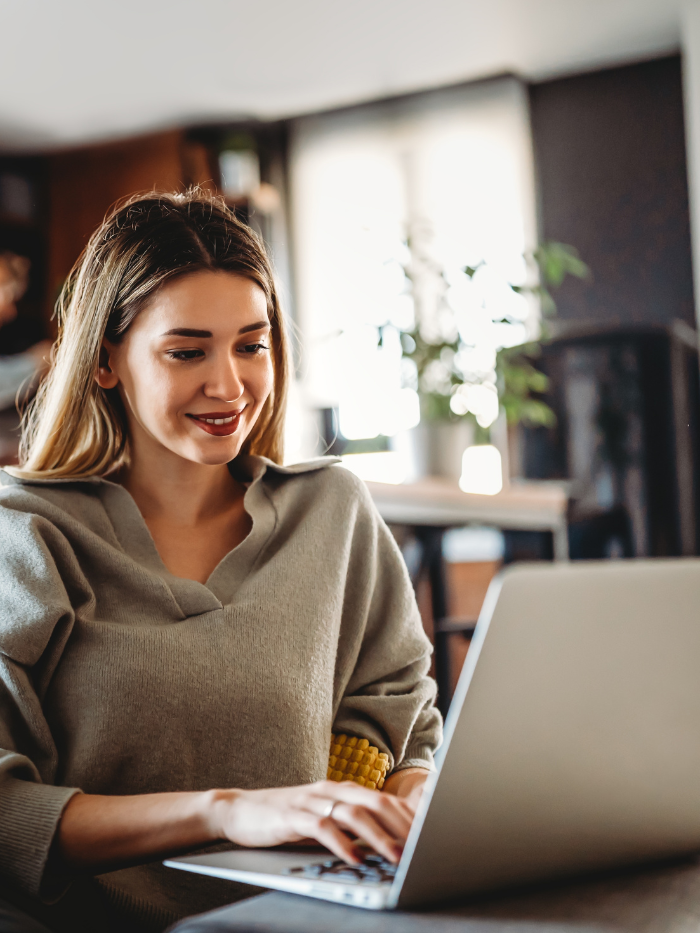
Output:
top-left (459, 445), bottom-right (503, 496)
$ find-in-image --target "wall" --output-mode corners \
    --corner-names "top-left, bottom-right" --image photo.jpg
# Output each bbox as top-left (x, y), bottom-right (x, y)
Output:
top-left (46, 130), bottom-right (189, 323)
top-left (0, 155), bottom-right (48, 352)
top-left (525, 56), bottom-right (700, 557)
top-left (529, 55), bottom-right (694, 330)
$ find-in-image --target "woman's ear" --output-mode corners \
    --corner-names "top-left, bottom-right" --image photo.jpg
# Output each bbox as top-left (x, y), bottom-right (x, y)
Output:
top-left (95, 341), bottom-right (119, 390)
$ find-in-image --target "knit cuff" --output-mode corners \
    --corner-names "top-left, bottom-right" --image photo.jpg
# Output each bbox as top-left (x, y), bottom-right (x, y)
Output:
top-left (393, 742), bottom-right (435, 773)
top-left (0, 775), bottom-right (81, 900)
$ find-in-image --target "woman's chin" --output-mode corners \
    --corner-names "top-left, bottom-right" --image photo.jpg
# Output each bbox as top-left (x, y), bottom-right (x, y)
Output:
top-left (164, 436), bottom-right (244, 467)
top-left (141, 422), bottom-right (249, 467)
top-left (193, 443), bottom-right (243, 466)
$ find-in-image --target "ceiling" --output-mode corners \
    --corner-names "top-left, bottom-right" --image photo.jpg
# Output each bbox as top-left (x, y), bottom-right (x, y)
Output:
top-left (0, 0), bottom-right (685, 152)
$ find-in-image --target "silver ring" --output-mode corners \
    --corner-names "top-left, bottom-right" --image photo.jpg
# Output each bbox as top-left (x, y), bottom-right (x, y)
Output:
top-left (322, 801), bottom-right (338, 820)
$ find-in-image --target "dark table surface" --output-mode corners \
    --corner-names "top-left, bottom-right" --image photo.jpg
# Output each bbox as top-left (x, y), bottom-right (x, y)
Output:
top-left (170, 855), bottom-right (700, 933)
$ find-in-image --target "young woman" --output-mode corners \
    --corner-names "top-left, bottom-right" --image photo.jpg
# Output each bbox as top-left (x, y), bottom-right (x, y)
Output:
top-left (0, 191), bottom-right (441, 932)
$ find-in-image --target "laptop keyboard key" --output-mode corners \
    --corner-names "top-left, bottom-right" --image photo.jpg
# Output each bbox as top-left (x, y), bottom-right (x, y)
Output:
top-left (284, 856), bottom-right (397, 884)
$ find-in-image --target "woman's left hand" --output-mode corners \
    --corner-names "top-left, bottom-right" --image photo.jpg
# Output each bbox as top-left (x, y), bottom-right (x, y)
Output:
top-left (383, 767), bottom-right (430, 815)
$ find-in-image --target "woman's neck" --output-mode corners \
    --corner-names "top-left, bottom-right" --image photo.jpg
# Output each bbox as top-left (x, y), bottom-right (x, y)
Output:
top-left (117, 452), bottom-right (251, 582)
top-left (120, 455), bottom-right (243, 529)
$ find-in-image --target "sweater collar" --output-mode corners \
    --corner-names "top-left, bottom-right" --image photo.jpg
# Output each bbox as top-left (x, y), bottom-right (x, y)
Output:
top-left (232, 455), bottom-right (340, 483)
top-left (0, 454), bottom-right (342, 617)
top-left (0, 455), bottom-right (340, 488)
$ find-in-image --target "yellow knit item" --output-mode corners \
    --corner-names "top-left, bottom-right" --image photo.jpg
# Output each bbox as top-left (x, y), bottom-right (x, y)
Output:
top-left (327, 734), bottom-right (390, 790)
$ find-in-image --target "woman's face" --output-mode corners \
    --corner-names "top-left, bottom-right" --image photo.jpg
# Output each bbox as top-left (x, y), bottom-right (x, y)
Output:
top-left (100, 270), bottom-right (274, 467)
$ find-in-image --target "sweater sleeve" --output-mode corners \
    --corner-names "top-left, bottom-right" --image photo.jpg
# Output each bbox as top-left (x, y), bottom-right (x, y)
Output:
top-left (0, 505), bottom-right (86, 899)
top-left (331, 474), bottom-right (442, 773)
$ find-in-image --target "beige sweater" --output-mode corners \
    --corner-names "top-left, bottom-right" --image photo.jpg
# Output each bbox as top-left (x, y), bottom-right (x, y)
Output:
top-left (0, 456), bottom-right (441, 932)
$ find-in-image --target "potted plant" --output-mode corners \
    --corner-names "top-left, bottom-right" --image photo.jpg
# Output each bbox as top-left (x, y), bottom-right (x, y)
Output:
top-left (392, 238), bottom-right (589, 482)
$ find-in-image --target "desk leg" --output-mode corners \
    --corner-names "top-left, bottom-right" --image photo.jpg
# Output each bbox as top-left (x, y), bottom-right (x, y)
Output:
top-left (414, 526), bottom-right (451, 719)
top-left (553, 523), bottom-right (570, 561)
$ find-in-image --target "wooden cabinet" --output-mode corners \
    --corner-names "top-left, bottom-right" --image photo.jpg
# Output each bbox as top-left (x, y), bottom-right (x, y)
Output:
top-left (46, 130), bottom-right (192, 328)
top-left (3, 124), bottom-right (289, 340)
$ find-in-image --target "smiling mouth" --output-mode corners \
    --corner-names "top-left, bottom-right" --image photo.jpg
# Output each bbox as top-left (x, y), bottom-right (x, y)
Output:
top-left (196, 415), bottom-right (235, 425)
top-left (186, 410), bottom-right (243, 437)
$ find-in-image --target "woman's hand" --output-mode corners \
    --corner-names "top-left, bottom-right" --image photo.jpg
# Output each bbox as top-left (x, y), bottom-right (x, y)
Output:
top-left (383, 767), bottom-right (431, 815)
top-left (207, 780), bottom-right (415, 865)
top-left (56, 773), bottom-right (432, 875)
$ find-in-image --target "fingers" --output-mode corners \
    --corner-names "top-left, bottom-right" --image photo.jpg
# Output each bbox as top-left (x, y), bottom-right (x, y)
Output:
top-left (290, 809), bottom-right (363, 864)
top-left (317, 780), bottom-right (414, 840)
top-left (314, 816), bottom-right (364, 865)
top-left (222, 781), bottom-right (417, 866)
top-left (302, 782), bottom-right (414, 864)
top-left (330, 802), bottom-right (404, 864)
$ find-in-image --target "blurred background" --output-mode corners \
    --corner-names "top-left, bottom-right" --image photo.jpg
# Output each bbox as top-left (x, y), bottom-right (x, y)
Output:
top-left (2, 0), bottom-right (700, 707)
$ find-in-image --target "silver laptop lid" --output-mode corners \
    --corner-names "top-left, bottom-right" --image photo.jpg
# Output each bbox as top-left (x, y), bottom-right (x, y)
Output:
top-left (392, 558), bottom-right (700, 908)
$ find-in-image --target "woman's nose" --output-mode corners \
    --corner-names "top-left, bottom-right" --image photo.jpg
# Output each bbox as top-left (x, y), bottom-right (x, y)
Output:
top-left (204, 357), bottom-right (245, 403)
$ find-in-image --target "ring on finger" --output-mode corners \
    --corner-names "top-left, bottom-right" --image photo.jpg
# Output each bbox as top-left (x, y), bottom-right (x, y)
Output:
top-left (322, 800), bottom-right (339, 820)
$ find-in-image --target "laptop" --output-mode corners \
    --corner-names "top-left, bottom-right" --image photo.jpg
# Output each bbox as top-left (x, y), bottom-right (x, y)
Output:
top-left (165, 557), bottom-right (700, 909)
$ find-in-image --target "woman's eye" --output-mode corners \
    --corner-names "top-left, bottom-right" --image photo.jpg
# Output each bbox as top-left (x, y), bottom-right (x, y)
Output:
top-left (167, 349), bottom-right (204, 361)
top-left (240, 343), bottom-right (270, 354)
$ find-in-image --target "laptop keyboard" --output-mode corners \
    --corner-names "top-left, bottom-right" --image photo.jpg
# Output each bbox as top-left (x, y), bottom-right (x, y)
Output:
top-left (283, 853), bottom-right (397, 885)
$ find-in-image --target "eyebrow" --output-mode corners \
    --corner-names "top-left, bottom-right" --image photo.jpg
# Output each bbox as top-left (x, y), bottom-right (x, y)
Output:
top-left (160, 321), bottom-right (270, 338)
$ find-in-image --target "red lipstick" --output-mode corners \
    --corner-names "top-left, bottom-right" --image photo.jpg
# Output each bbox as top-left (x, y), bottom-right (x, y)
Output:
top-left (186, 410), bottom-right (243, 437)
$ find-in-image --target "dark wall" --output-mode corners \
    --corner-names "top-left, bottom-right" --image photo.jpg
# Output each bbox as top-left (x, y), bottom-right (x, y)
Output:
top-left (529, 55), bottom-right (695, 329)
top-left (0, 156), bottom-right (49, 353)
top-left (525, 56), bottom-right (700, 558)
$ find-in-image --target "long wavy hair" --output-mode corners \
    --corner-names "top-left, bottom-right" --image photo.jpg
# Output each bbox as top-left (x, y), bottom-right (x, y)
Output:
top-left (12, 189), bottom-right (290, 478)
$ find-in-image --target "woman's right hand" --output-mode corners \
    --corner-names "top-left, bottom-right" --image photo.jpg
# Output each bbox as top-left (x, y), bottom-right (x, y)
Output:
top-left (206, 780), bottom-right (414, 865)
top-left (56, 780), bottom-right (416, 874)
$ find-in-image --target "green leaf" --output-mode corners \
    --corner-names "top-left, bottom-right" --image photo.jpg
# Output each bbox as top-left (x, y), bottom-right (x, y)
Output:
top-left (395, 238), bottom-right (588, 427)
top-left (533, 242), bottom-right (589, 288)
top-left (463, 260), bottom-right (484, 279)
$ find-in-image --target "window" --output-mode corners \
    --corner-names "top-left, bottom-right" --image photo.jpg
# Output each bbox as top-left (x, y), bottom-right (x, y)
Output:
top-left (289, 76), bottom-right (538, 462)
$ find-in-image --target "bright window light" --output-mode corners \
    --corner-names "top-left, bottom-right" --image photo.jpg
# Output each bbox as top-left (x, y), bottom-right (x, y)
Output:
top-left (459, 445), bottom-right (503, 496)
top-left (340, 452), bottom-right (408, 485)
top-left (290, 78), bottom-right (538, 444)
top-left (340, 386), bottom-right (420, 440)
top-left (449, 381), bottom-right (499, 426)
top-left (443, 526), bottom-right (505, 563)
top-left (219, 150), bottom-right (260, 198)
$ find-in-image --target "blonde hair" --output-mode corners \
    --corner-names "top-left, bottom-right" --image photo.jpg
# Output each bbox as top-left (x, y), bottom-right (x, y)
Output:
top-left (13, 189), bottom-right (289, 479)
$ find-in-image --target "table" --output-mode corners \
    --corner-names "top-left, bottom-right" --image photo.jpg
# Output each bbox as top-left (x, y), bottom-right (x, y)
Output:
top-left (169, 854), bottom-right (700, 933)
top-left (365, 478), bottom-right (569, 713)
top-left (366, 477), bottom-right (570, 561)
